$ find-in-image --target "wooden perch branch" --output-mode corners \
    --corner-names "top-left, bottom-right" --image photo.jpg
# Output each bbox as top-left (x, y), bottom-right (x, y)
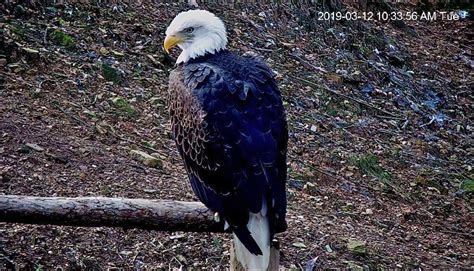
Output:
top-left (1, 195), bottom-right (281, 270)
top-left (0, 195), bottom-right (224, 232)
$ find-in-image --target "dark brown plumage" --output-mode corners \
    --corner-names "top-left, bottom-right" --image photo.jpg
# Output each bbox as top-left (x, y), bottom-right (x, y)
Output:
top-left (168, 68), bottom-right (216, 172)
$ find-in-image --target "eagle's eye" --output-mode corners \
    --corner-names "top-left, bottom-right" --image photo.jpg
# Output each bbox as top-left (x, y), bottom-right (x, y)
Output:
top-left (184, 27), bottom-right (195, 33)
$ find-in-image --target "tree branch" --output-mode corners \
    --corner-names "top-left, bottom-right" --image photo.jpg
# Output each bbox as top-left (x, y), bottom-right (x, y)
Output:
top-left (0, 195), bottom-right (224, 232)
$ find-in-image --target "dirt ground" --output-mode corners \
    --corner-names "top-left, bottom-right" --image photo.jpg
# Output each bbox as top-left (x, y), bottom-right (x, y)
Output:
top-left (1, 2), bottom-right (473, 270)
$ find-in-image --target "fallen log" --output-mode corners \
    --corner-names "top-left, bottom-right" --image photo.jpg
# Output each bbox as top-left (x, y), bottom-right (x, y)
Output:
top-left (0, 195), bottom-right (224, 232)
top-left (0, 195), bottom-right (281, 270)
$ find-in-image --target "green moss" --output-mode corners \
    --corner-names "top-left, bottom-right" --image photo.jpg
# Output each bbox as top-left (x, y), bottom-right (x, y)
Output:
top-left (35, 264), bottom-right (44, 271)
top-left (351, 153), bottom-right (391, 181)
top-left (360, 46), bottom-right (372, 56)
top-left (102, 63), bottom-right (122, 84)
top-left (100, 185), bottom-right (112, 196)
top-left (347, 239), bottom-right (367, 255)
top-left (57, 18), bottom-right (66, 26)
top-left (351, 154), bottom-right (398, 197)
top-left (111, 96), bottom-right (135, 117)
top-left (11, 25), bottom-right (26, 37)
top-left (50, 29), bottom-right (75, 48)
top-left (351, 153), bottom-right (411, 200)
top-left (460, 179), bottom-right (474, 193)
top-left (212, 237), bottom-right (222, 248)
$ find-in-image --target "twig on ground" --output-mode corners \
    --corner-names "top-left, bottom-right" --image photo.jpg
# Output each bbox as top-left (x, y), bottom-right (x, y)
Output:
top-left (43, 27), bottom-right (49, 45)
top-left (289, 53), bottom-right (328, 73)
top-left (51, 100), bottom-right (88, 126)
top-left (255, 47), bottom-right (274, 52)
top-left (292, 76), bottom-right (403, 119)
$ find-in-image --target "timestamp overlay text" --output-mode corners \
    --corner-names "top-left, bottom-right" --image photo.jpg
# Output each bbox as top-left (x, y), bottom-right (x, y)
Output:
top-left (317, 11), bottom-right (463, 21)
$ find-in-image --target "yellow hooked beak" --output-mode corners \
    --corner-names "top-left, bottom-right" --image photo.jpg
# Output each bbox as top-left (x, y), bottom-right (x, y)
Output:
top-left (163, 35), bottom-right (183, 54)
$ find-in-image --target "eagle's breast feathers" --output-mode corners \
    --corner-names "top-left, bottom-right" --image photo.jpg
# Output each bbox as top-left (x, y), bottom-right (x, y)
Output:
top-left (168, 50), bottom-right (287, 233)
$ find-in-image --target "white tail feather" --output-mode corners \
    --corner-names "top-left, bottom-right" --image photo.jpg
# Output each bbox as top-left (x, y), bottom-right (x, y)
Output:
top-left (233, 211), bottom-right (270, 270)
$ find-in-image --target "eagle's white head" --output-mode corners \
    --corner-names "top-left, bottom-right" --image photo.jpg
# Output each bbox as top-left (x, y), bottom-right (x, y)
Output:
top-left (164, 10), bottom-right (227, 64)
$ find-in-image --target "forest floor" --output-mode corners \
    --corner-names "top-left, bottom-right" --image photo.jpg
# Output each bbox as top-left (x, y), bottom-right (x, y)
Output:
top-left (1, 2), bottom-right (473, 270)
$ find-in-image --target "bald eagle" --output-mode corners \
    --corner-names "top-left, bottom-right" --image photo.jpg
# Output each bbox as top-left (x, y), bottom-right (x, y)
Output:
top-left (164, 10), bottom-right (288, 270)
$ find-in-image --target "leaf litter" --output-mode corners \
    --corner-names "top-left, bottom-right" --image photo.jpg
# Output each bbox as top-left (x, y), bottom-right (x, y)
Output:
top-left (0, 1), bottom-right (472, 269)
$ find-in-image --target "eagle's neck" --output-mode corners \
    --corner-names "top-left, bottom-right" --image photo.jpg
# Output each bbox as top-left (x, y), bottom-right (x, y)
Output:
top-left (177, 35), bottom-right (227, 64)
top-left (177, 50), bottom-right (190, 64)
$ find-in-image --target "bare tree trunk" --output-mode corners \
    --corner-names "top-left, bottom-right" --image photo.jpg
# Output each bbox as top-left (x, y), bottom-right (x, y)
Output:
top-left (0, 195), bottom-right (224, 232)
